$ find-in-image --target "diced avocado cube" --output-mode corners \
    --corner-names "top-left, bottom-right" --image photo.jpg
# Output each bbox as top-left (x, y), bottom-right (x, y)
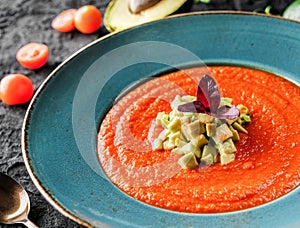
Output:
top-left (206, 123), bottom-right (216, 137)
top-left (156, 112), bottom-right (170, 129)
top-left (190, 114), bottom-right (200, 123)
top-left (157, 129), bottom-right (170, 141)
top-left (177, 142), bottom-right (201, 158)
top-left (220, 97), bottom-right (233, 107)
top-left (218, 138), bottom-right (237, 154)
top-left (195, 121), bottom-right (206, 134)
top-left (178, 152), bottom-right (199, 169)
top-left (180, 115), bottom-right (191, 125)
top-left (152, 129), bottom-right (171, 150)
top-left (232, 122), bottom-right (248, 134)
top-left (237, 118), bottom-right (243, 125)
top-left (190, 134), bottom-right (208, 148)
top-left (213, 152), bottom-right (218, 163)
top-left (207, 145), bottom-right (219, 163)
top-left (163, 139), bottom-right (176, 150)
top-left (156, 112), bottom-right (164, 121)
top-left (214, 118), bottom-right (223, 126)
top-left (193, 147), bottom-right (201, 159)
top-left (167, 116), bottom-right (181, 132)
top-left (152, 138), bottom-right (163, 151)
top-left (168, 131), bottom-right (181, 144)
top-left (220, 153), bottom-right (235, 165)
top-left (237, 104), bottom-right (250, 115)
top-left (212, 124), bottom-right (233, 144)
top-left (170, 95), bottom-right (183, 110)
top-left (181, 126), bottom-right (189, 141)
top-left (171, 147), bottom-right (185, 155)
top-left (179, 132), bottom-right (187, 141)
top-left (202, 145), bottom-right (218, 157)
top-left (241, 114), bottom-right (251, 123)
top-left (221, 97), bottom-right (233, 104)
top-left (181, 120), bottom-right (205, 141)
top-left (200, 154), bottom-right (214, 166)
top-left (169, 110), bottom-right (175, 119)
top-left (169, 110), bottom-right (183, 119)
top-left (197, 113), bottom-right (214, 123)
top-left (228, 125), bottom-right (240, 141)
top-left (161, 119), bottom-right (170, 129)
top-left (175, 138), bottom-right (187, 147)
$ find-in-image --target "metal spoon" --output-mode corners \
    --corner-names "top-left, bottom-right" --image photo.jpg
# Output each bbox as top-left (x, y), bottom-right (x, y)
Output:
top-left (0, 172), bottom-right (38, 228)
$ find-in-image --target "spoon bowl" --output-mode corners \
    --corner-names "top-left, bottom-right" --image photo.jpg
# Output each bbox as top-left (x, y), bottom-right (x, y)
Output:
top-left (0, 172), bottom-right (38, 228)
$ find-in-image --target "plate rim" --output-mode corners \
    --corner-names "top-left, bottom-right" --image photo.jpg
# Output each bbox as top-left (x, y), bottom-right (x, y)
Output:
top-left (21, 11), bottom-right (300, 227)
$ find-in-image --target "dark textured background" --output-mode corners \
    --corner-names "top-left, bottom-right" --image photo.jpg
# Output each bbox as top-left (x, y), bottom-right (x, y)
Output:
top-left (0, 0), bottom-right (295, 227)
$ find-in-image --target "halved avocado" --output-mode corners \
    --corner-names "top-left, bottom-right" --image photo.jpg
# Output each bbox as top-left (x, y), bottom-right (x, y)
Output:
top-left (104, 0), bottom-right (190, 32)
top-left (283, 0), bottom-right (300, 21)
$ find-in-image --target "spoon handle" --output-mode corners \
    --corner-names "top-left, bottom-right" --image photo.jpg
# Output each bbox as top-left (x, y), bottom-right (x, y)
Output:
top-left (21, 218), bottom-right (39, 228)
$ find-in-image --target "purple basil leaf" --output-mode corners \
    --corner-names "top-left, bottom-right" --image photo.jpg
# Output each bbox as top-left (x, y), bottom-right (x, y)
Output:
top-left (197, 74), bottom-right (220, 112)
top-left (211, 105), bottom-right (240, 120)
top-left (177, 101), bottom-right (207, 113)
top-left (177, 74), bottom-right (239, 120)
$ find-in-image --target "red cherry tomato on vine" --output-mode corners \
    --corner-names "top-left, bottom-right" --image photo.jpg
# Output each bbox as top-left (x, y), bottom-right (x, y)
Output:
top-left (0, 74), bottom-right (34, 105)
top-left (16, 43), bottom-right (49, 70)
top-left (74, 5), bottom-right (102, 34)
top-left (51, 9), bottom-right (77, 32)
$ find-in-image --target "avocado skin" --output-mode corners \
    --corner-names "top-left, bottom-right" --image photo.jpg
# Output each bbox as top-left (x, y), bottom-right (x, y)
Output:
top-left (172, 0), bottom-right (193, 15)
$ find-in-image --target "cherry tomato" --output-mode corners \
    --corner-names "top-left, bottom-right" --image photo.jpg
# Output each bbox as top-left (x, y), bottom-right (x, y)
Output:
top-left (74, 5), bottom-right (102, 34)
top-left (51, 9), bottom-right (77, 32)
top-left (0, 74), bottom-right (34, 105)
top-left (16, 43), bottom-right (49, 70)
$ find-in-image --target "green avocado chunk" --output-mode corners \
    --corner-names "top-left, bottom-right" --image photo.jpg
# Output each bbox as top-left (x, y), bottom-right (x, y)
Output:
top-left (178, 152), bottom-right (199, 169)
top-left (201, 145), bottom-right (218, 165)
top-left (218, 138), bottom-right (237, 155)
top-left (104, 0), bottom-right (189, 32)
top-left (212, 123), bottom-right (233, 144)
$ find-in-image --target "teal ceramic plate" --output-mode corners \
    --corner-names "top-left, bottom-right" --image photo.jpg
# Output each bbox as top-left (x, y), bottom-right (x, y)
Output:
top-left (22, 12), bottom-right (300, 227)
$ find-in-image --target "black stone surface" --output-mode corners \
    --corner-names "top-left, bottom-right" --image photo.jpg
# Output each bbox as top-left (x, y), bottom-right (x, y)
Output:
top-left (0, 0), bottom-right (294, 227)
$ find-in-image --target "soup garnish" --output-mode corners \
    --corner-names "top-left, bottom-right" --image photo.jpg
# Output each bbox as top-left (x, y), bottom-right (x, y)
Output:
top-left (152, 74), bottom-right (251, 168)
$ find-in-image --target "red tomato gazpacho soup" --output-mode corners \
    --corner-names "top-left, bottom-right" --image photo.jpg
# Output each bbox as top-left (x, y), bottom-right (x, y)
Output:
top-left (97, 66), bottom-right (300, 213)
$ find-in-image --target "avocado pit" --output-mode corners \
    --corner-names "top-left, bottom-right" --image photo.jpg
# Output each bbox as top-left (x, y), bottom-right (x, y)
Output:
top-left (129, 0), bottom-right (161, 14)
